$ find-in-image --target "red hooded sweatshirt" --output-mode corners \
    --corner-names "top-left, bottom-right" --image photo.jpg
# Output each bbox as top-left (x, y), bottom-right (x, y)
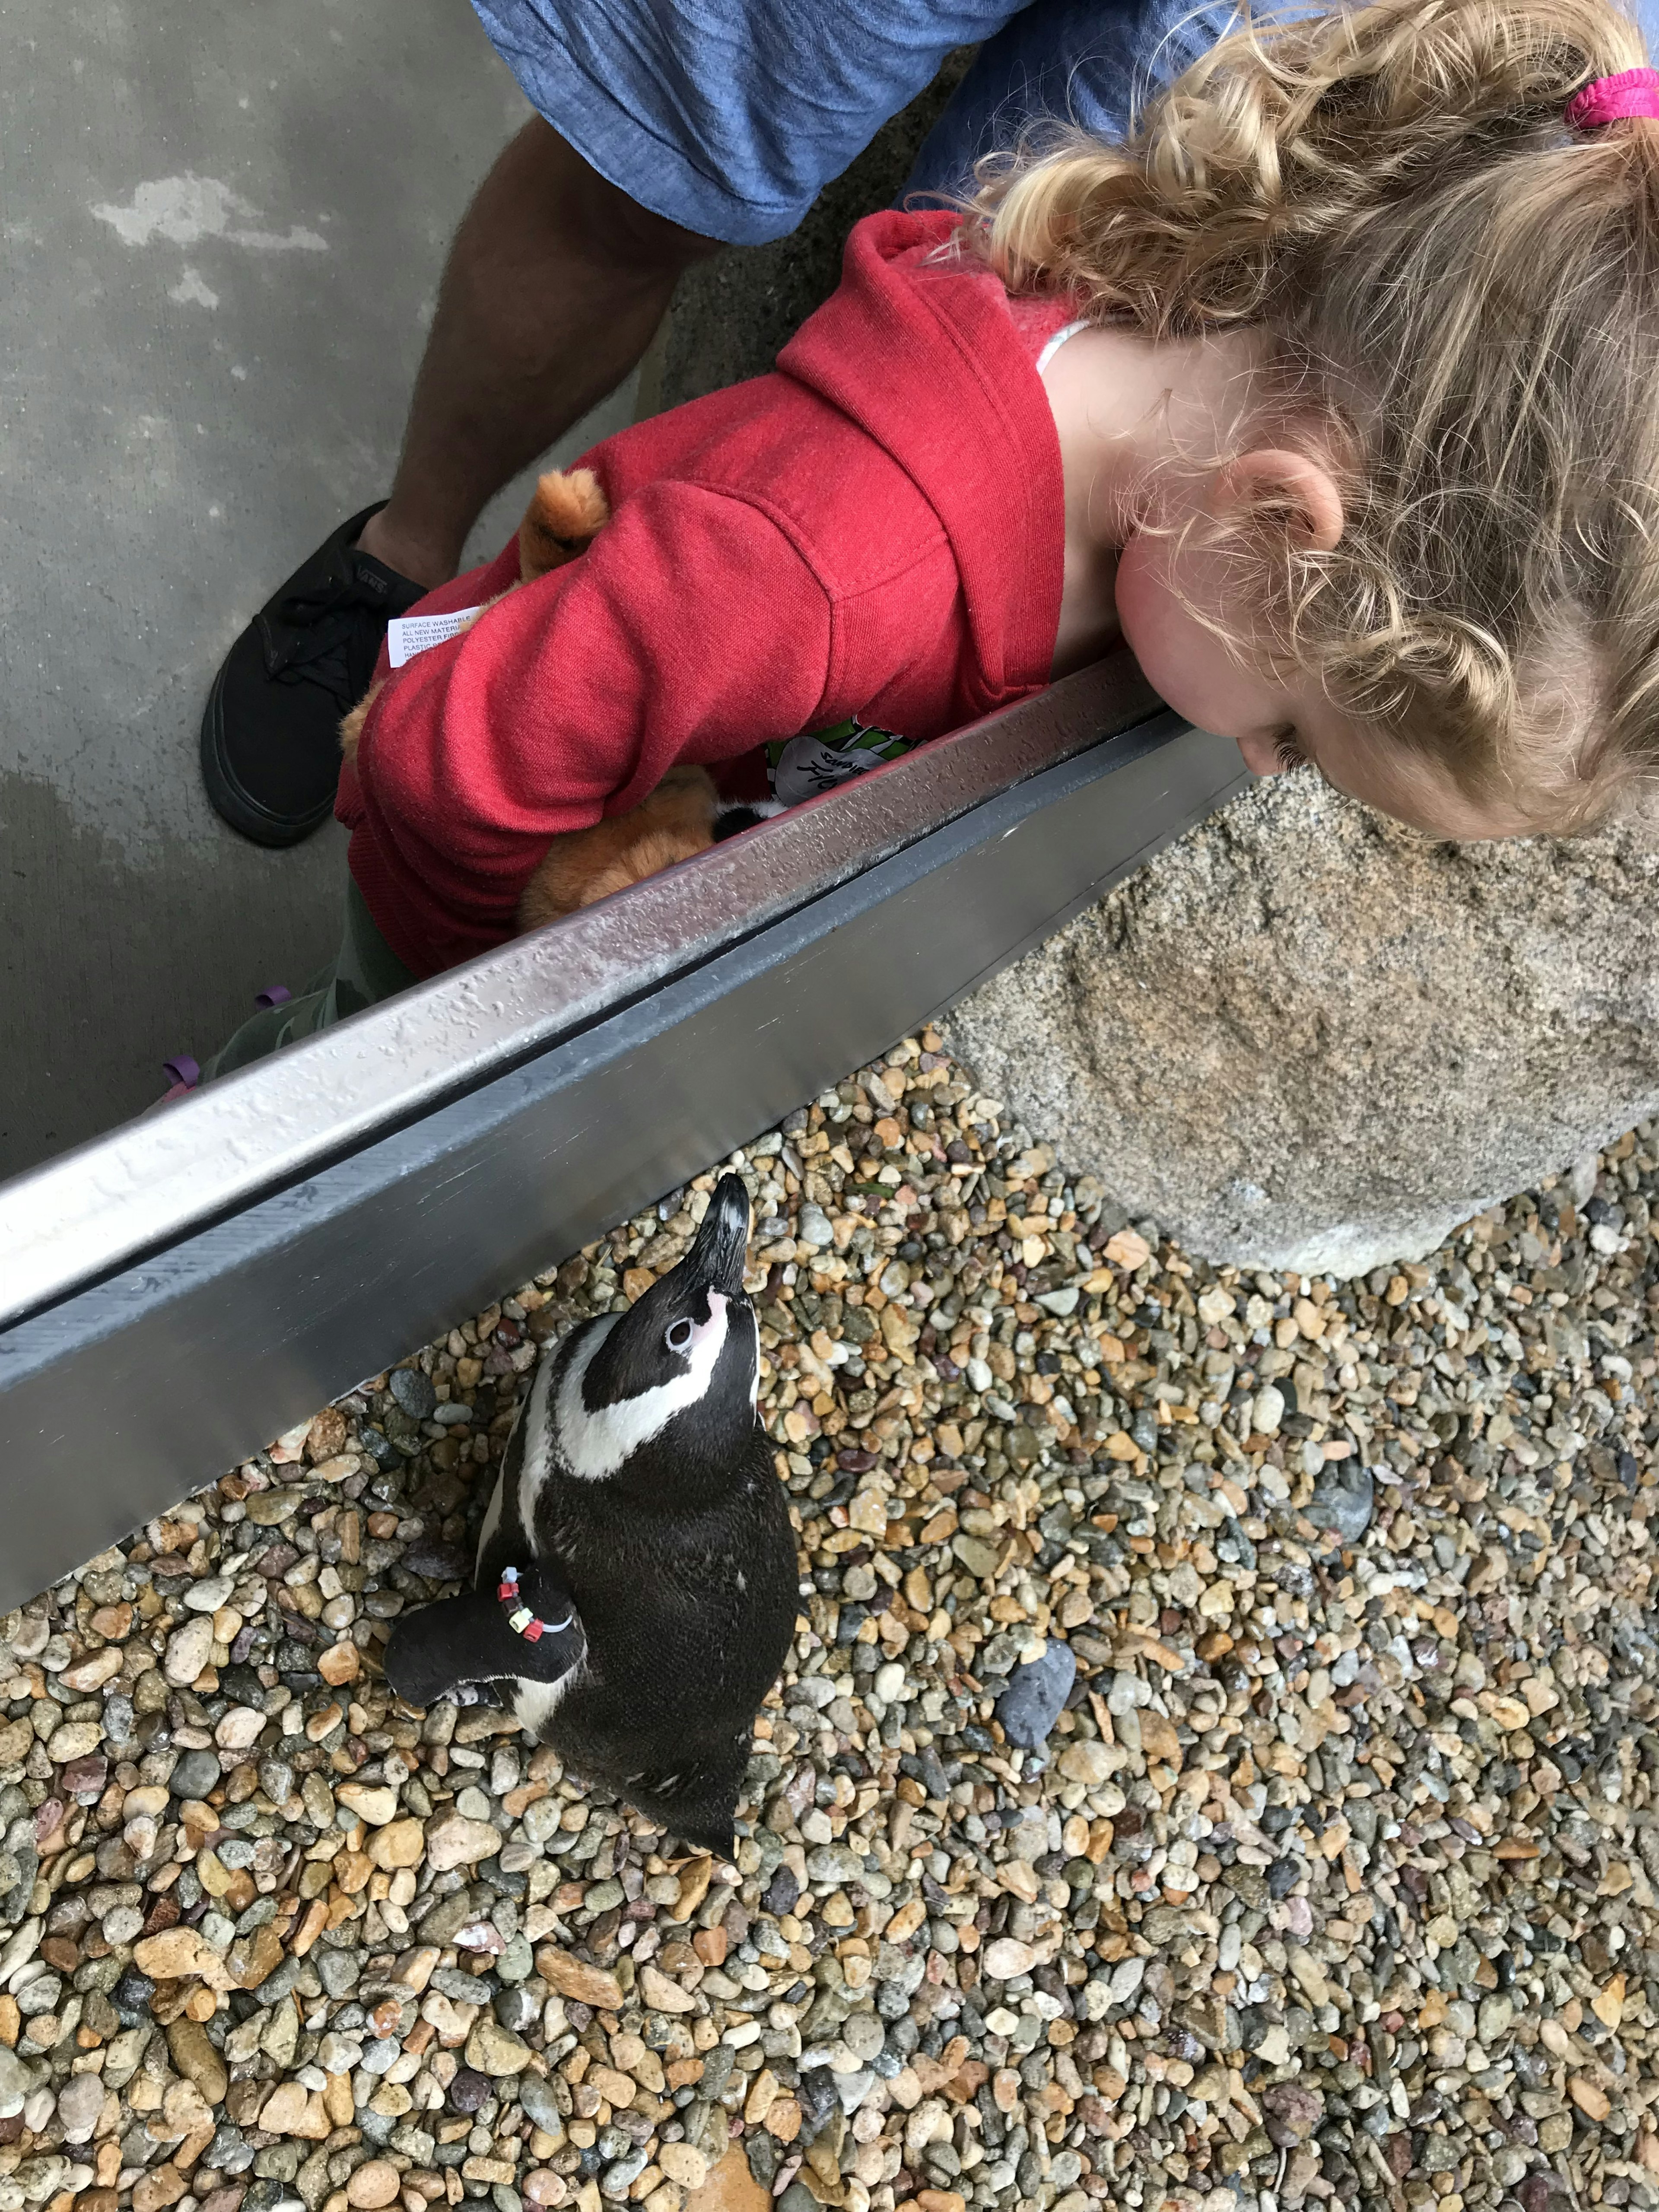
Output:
top-left (337, 209), bottom-right (1074, 979)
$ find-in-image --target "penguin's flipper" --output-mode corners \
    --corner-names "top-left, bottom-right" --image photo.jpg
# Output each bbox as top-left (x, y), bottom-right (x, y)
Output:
top-left (384, 1565), bottom-right (584, 1709)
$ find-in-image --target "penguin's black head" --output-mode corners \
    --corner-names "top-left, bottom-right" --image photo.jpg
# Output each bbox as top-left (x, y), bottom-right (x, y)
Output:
top-left (551, 1174), bottom-right (762, 1491)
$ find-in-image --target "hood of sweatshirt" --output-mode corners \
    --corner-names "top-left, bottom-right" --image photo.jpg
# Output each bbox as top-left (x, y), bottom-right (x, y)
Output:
top-left (775, 207), bottom-right (1067, 715)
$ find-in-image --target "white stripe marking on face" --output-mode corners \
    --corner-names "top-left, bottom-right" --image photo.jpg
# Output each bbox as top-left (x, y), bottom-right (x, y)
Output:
top-left (555, 1294), bottom-right (732, 1481)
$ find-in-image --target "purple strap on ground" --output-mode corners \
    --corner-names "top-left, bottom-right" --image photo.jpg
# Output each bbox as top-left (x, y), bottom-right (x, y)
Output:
top-left (255, 984), bottom-right (292, 1009)
top-left (161, 1054), bottom-right (200, 1090)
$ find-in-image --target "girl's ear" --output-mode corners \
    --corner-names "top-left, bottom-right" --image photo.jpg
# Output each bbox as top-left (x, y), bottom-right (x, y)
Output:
top-left (1211, 448), bottom-right (1345, 554)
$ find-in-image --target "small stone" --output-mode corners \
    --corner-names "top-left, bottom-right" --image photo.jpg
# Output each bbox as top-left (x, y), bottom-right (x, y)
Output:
top-left (184, 1573), bottom-right (235, 1613)
top-left (982, 1939), bottom-right (1038, 1980)
top-left (951, 1535), bottom-right (1002, 1580)
top-left (59, 1648), bottom-right (123, 1693)
top-left (1251, 1384), bottom-right (1285, 1436)
top-left (448, 2069), bottom-right (491, 2115)
top-left (660, 2148), bottom-right (709, 2190)
top-left (1055, 1741), bottom-right (1114, 1786)
top-left (54, 2071), bottom-right (104, 2142)
top-left (0, 2047), bottom-right (34, 2118)
top-left (227, 1922), bottom-right (286, 1990)
top-left (1478, 1994), bottom-right (1516, 2044)
top-left (249, 1485), bottom-right (306, 1529)
top-left (425, 1814), bottom-right (504, 1872)
top-left (134, 1928), bottom-right (234, 1989)
top-left (346, 2161), bottom-right (402, 2207)
top-left (681, 2147), bottom-right (768, 2212)
top-left (1305, 1457), bottom-right (1375, 1543)
top-left (133, 2164), bottom-right (188, 2212)
top-left (465, 2018), bottom-right (533, 2075)
top-left (167, 2016), bottom-right (229, 2106)
top-left (636, 1960), bottom-right (696, 2012)
top-left (539, 1950), bottom-right (626, 2009)
top-left (44, 1720), bottom-right (103, 1763)
top-left (318, 1643), bottom-right (362, 1686)
top-left (518, 2074), bottom-right (564, 2134)
top-left (401, 1538), bottom-right (471, 1583)
top-left (763, 1865), bottom-right (799, 1917)
top-left (368, 1818), bottom-right (426, 1869)
top-left (259, 2081), bottom-right (331, 2137)
top-left (1261, 2084), bottom-right (1325, 2142)
top-left (1569, 2075), bottom-right (1611, 2122)
top-left (163, 1615), bottom-right (215, 1686)
top-left (337, 1782), bottom-right (398, 1825)
top-left (170, 1747), bottom-right (222, 1799)
top-left (214, 1705), bottom-right (265, 1751)
top-left (995, 1641), bottom-right (1077, 1750)
top-left (390, 1366), bottom-right (438, 1418)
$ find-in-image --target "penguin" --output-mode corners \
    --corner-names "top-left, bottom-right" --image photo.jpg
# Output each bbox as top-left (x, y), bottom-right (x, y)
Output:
top-left (384, 1173), bottom-right (800, 1855)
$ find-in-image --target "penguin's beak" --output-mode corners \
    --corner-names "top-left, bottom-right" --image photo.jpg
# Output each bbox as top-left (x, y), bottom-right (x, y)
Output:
top-left (685, 1173), bottom-right (751, 1300)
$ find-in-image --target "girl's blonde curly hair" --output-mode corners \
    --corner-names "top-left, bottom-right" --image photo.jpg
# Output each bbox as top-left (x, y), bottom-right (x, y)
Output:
top-left (969, 0), bottom-right (1659, 830)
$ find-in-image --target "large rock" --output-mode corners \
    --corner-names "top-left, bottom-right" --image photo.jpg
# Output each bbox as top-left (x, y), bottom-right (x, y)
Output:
top-left (944, 775), bottom-right (1659, 1275)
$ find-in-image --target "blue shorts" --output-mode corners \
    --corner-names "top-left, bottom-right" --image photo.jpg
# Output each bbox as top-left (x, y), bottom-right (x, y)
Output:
top-left (468, 0), bottom-right (1248, 246)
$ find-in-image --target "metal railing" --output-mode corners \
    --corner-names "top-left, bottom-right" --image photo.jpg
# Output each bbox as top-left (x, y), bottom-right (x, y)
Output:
top-left (0, 655), bottom-right (1247, 1609)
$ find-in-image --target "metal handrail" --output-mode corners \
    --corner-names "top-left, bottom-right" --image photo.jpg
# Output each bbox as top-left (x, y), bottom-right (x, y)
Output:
top-left (0, 655), bottom-right (1160, 1329)
top-left (0, 668), bottom-right (1249, 1609)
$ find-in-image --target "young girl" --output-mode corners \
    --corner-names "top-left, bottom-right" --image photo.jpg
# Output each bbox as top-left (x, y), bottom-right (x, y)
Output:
top-left (196, 0), bottom-right (1659, 1077)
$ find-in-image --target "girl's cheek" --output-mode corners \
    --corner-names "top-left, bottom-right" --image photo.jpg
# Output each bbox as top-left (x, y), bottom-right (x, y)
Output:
top-left (1116, 535), bottom-right (1284, 743)
top-left (1115, 540), bottom-right (1230, 732)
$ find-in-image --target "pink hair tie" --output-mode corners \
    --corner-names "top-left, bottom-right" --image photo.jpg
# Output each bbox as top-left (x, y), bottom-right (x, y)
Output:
top-left (1566, 67), bottom-right (1659, 129)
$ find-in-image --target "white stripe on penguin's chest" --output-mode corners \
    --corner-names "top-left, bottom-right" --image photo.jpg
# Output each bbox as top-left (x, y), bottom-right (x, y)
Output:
top-left (512, 1338), bottom-right (562, 1539)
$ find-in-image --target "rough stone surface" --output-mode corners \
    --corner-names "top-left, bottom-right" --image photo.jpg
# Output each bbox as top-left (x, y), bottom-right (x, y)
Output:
top-left (945, 774), bottom-right (1659, 1271)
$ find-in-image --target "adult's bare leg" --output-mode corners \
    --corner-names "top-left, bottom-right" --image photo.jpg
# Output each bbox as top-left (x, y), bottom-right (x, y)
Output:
top-left (201, 118), bottom-right (721, 845)
top-left (358, 118), bottom-right (721, 588)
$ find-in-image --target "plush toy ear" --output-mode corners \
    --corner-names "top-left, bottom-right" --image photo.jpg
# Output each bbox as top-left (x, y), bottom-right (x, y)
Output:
top-left (518, 467), bottom-right (611, 582)
top-left (383, 1565), bottom-right (584, 1709)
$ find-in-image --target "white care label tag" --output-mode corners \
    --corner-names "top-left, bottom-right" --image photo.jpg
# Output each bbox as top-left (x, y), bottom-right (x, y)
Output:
top-left (386, 606), bottom-right (481, 669)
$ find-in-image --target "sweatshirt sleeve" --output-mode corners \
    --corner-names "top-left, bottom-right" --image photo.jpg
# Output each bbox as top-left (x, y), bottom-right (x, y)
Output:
top-left (352, 480), bottom-right (835, 950)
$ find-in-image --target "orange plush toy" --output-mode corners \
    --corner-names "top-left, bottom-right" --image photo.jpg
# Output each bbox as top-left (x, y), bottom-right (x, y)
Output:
top-left (340, 467), bottom-right (732, 934)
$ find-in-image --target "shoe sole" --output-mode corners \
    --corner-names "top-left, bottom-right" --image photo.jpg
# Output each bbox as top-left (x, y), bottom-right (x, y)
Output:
top-left (199, 660), bottom-right (337, 849)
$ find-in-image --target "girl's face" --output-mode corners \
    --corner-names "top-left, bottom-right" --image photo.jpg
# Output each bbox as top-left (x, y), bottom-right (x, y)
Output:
top-left (1113, 505), bottom-right (1538, 843)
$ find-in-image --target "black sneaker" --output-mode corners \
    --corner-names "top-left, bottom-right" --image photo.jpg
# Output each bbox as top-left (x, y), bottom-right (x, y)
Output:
top-left (200, 501), bottom-right (427, 846)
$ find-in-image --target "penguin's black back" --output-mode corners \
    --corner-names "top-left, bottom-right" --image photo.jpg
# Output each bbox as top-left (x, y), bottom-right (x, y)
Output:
top-left (530, 1424), bottom-right (798, 1850)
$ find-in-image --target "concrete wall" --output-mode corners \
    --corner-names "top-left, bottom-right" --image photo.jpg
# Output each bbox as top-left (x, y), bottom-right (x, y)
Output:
top-left (0, 0), bottom-right (631, 1176)
top-left (0, 8), bottom-right (958, 1179)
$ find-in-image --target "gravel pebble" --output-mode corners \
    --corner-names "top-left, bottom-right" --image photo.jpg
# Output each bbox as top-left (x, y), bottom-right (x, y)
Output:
top-left (5, 1037), bottom-right (1659, 2212)
top-left (994, 1640), bottom-right (1077, 1749)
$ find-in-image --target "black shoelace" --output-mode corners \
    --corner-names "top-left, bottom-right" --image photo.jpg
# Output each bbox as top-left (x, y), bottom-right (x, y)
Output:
top-left (264, 564), bottom-right (398, 709)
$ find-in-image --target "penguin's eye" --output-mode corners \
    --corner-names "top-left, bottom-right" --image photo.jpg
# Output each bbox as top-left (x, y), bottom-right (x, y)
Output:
top-left (665, 1318), bottom-right (695, 1356)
